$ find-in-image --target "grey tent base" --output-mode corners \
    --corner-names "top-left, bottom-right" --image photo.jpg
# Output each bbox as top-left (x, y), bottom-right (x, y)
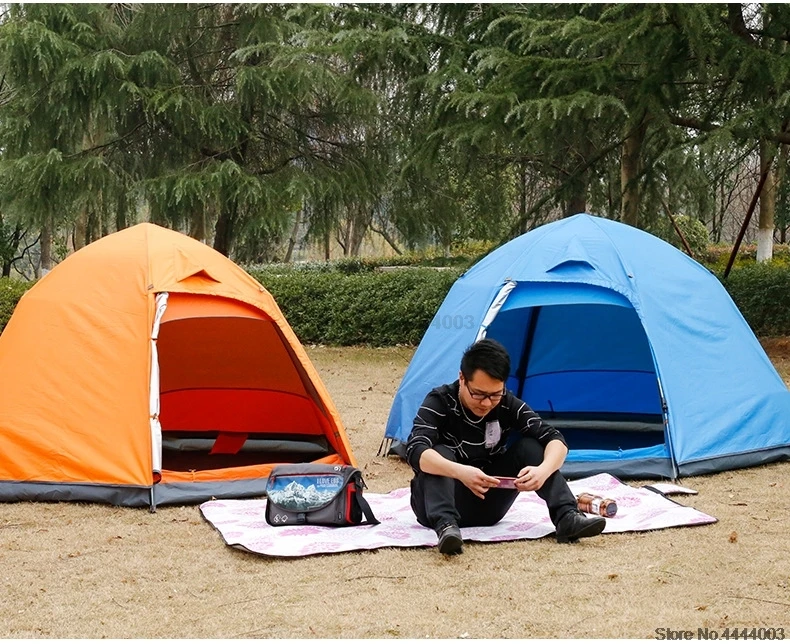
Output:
top-left (675, 445), bottom-right (790, 477)
top-left (0, 478), bottom-right (270, 509)
top-left (561, 458), bottom-right (674, 480)
top-left (152, 479), bottom-right (269, 506)
top-left (0, 481), bottom-right (154, 507)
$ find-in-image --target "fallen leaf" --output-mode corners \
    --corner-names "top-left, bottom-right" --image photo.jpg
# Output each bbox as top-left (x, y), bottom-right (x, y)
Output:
top-left (695, 605), bottom-right (708, 611)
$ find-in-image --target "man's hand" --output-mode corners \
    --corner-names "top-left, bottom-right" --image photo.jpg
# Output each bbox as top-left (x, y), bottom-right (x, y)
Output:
top-left (515, 465), bottom-right (550, 492)
top-left (456, 464), bottom-right (501, 499)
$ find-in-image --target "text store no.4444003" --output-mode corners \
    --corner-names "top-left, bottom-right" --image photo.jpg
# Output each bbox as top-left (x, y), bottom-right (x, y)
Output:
top-left (654, 627), bottom-right (785, 641)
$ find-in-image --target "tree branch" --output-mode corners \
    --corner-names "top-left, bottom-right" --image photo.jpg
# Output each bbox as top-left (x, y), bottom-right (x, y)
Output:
top-left (64, 122), bottom-right (147, 159)
top-left (369, 223), bottom-right (403, 255)
top-left (669, 115), bottom-right (790, 145)
top-left (10, 232), bottom-right (40, 264)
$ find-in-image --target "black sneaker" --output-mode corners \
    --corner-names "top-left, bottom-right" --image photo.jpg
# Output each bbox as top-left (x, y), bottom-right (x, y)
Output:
top-left (555, 510), bottom-right (606, 544)
top-left (437, 523), bottom-right (464, 555)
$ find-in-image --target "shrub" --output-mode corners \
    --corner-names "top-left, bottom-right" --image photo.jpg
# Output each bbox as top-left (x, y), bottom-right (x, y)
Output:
top-left (247, 252), bottom-right (476, 276)
top-left (716, 263), bottom-right (790, 337)
top-left (252, 268), bottom-right (462, 345)
top-left (0, 278), bottom-right (33, 335)
top-left (704, 243), bottom-right (790, 271)
top-left (647, 215), bottom-right (710, 258)
top-left (674, 215), bottom-right (710, 258)
top-left (5, 262), bottom-right (790, 345)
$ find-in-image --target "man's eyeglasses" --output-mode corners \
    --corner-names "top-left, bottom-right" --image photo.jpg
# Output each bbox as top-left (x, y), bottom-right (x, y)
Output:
top-left (464, 381), bottom-right (505, 402)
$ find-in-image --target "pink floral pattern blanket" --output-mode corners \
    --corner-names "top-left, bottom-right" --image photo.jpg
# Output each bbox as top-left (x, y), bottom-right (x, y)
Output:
top-left (199, 473), bottom-right (716, 557)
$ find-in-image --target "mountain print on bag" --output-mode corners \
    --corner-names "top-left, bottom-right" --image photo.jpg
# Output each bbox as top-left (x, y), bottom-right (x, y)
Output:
top-left (267, 475), bottom-right (345, 511)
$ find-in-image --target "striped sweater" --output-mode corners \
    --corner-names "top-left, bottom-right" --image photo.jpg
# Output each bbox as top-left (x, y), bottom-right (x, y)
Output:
top-left (405, 381), bottom-right (567, 472)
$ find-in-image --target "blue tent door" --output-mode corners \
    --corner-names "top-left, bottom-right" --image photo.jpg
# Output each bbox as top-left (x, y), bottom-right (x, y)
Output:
top-left (485, 282), bottom-right (672, 472)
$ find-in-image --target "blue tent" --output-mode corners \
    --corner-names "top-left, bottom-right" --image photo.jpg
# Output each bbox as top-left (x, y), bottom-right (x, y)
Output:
top-left (383, 214), bottom-right (790, 478)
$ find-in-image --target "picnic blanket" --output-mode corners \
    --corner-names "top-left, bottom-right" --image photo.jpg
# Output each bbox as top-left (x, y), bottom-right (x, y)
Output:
top-left (200, 473), bottom-right (716, 558)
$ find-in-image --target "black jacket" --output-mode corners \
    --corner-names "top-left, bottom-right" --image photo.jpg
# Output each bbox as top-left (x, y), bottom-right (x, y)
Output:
top-left (405, 381), bottom-right (567, 472)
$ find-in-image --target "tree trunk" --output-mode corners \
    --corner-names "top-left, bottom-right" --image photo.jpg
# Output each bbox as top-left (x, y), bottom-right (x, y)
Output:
top-left (213, 204), bottom-right (236, 257)
top-left (189, 205), bottom-right (207, 242)
top-left (566, 192), bottom-right (587, 218)
top-left (87, 208), bottom-right (101, 245)
top-left (342, 216), bottom-right (353, 257)
top-left (75, 124), bottom-right (106, 248)
top-left (39, 219), bottom-right (53, 277)
top-left (777, 144), bottom-right (787, 244)
top-left (620, 119), bottom-right (647, 226)
top-left (519, 160), bottom-right (528, 234)
top-left (284, 209), bottom-right (303, 263)
top-left (566, 135), bottom-right (591, 217)
top-left (757, 140), bottom-right (777, 262)
top-left (324, 225), bottom-right (330, 261)
top-left (74, 212), bottom-right (88, 251)
top-left (115, 194), bottom-right (128, 233)
top-left (1, 222), bottom-right (21, 277)
top-left (349, 206), bottom-right (371, 257)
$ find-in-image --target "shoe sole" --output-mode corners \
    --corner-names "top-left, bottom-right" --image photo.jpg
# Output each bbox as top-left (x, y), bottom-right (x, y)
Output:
top-left (438, 533), bottom-right (464, 555)
top-left (556, 516), bottom-right (606, 544)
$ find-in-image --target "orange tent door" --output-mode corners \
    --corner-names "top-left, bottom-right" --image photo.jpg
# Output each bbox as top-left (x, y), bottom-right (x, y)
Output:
top-left (155, 292), bottom-right (346, 483)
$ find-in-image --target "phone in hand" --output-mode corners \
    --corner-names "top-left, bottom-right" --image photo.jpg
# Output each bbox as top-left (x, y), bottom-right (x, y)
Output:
top-left (493, 476), bottom-right (518, 489)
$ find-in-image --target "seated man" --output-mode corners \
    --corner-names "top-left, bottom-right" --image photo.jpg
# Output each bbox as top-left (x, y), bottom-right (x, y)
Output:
top-left (406, 338), bottom-right (605, 555)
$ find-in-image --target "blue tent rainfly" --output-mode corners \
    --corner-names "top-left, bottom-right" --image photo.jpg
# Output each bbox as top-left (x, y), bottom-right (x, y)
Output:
top-left (383, 213), bottom-right (790, 478)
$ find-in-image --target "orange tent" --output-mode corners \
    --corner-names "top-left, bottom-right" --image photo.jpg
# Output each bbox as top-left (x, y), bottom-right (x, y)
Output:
top-left (0, 223), bottom-right (355, 507)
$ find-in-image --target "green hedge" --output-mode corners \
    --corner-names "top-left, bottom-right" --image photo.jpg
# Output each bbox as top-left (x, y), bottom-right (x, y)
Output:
top-left (0, 279), bottom-right (31, 334)
top-left (715, 264), bottom-right (790, 337)
top-left (247, 254), bottom-right (476, 275)
top-left (251, 268), bottom-right (462, 345)
top-left (4, 262), bottom-right (790, 343)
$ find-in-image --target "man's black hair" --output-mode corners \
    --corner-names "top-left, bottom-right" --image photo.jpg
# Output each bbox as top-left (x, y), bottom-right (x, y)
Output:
top-left (460, 338), bottom-right (511, 382)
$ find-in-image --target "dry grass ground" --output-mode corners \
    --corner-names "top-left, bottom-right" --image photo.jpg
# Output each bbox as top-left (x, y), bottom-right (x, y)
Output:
top-left (1, 343), bottom-right (790, 639)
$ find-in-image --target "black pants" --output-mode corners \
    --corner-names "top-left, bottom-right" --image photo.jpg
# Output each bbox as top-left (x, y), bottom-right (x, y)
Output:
top-left (410, 437), bottom-right (578, 531)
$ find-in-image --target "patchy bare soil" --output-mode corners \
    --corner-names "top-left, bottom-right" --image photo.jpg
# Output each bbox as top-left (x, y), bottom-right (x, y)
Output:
top-left (1, 344), bottom-right (789, 639)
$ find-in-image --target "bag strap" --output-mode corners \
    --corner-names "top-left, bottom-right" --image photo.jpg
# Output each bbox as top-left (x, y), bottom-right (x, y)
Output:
top-left (354, 487), bottom-right (380, 525)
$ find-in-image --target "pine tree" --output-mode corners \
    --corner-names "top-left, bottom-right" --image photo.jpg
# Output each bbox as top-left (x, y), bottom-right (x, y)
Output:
top-left (0, 4), bottom-right (381, 258)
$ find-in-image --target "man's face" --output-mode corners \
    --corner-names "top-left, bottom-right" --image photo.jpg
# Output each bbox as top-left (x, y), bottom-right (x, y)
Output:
top-left (458, 369), bottom-right (506, 417)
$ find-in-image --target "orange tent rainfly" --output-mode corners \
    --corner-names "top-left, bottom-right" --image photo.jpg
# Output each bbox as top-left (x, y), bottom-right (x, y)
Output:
top-left (0, 223), bottom-right (355, 508)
